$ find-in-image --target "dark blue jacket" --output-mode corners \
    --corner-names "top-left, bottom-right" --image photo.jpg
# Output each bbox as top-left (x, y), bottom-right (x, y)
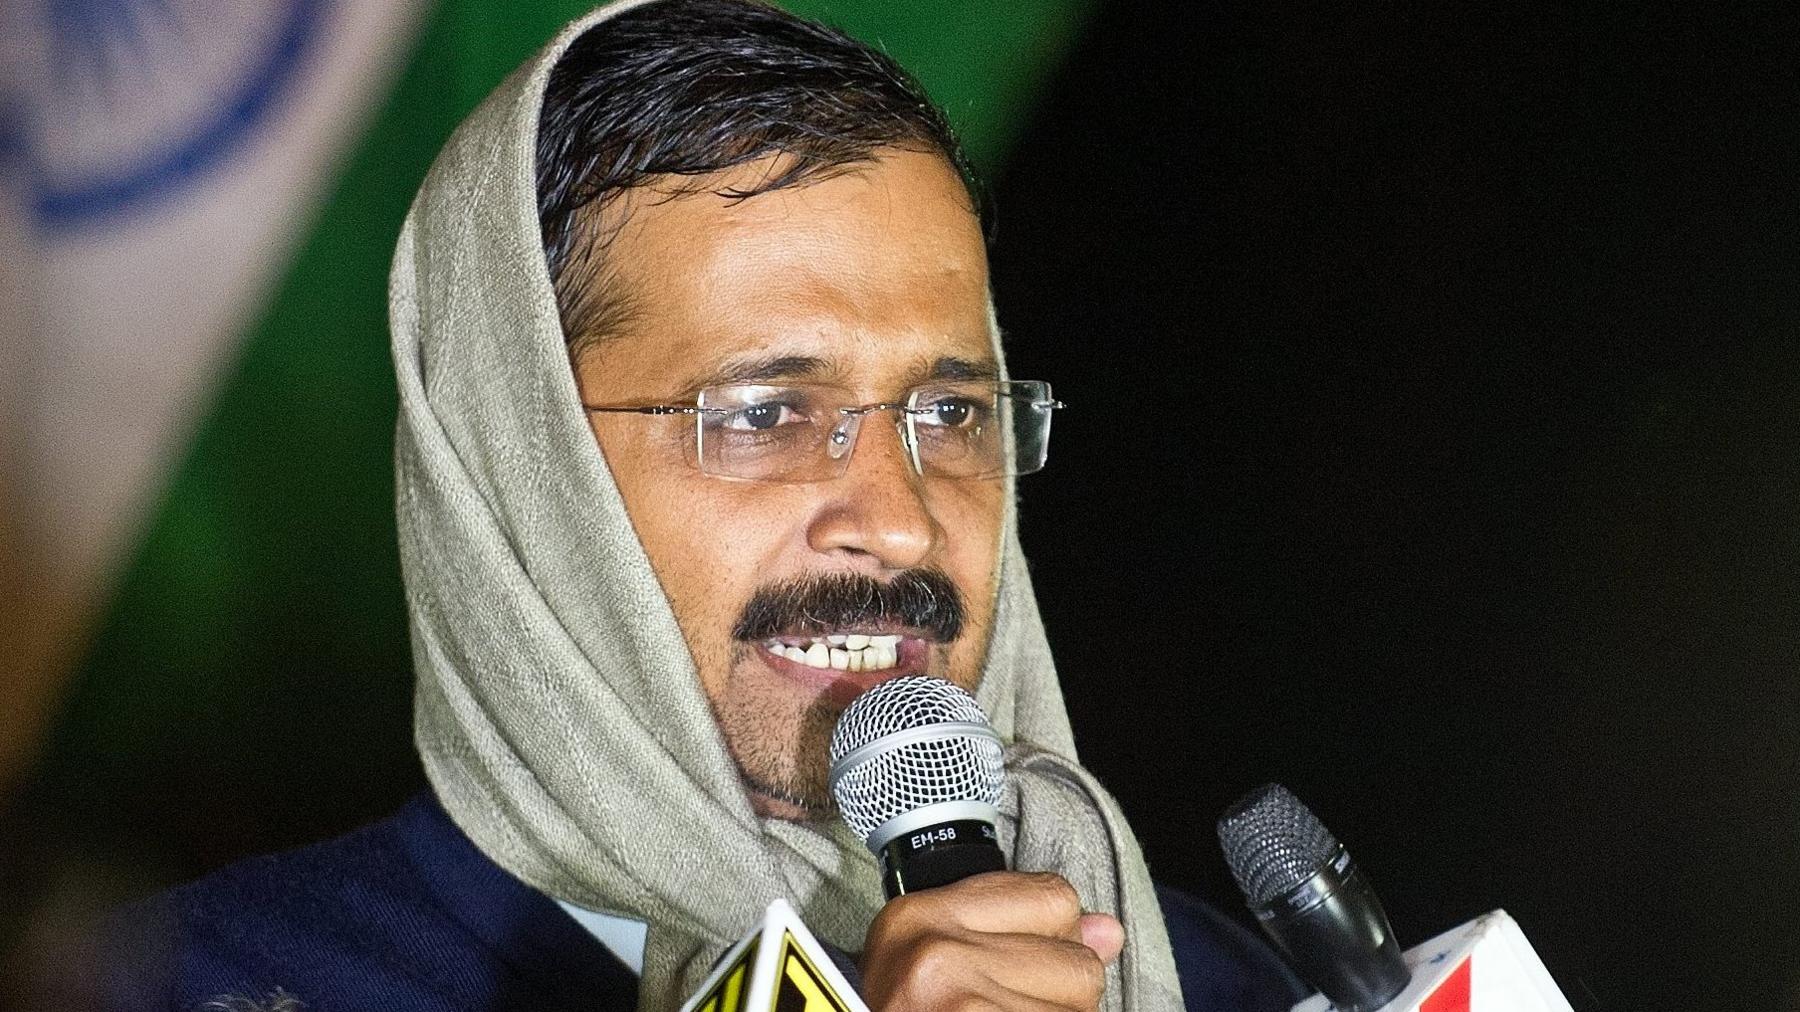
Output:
top-left (71, 793), bottom-right (1302, 1010)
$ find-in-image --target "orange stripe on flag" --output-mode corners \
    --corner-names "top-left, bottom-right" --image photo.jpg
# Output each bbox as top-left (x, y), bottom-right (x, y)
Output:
top-left (1420, 957), bottom-right (1472, 1012)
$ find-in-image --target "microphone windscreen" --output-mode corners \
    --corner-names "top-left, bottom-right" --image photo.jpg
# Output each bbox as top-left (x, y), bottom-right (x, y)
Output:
top-left (1217, 783), bottom-right (1342, 907)
top-left (828, 676), bottom-right (1005, 847)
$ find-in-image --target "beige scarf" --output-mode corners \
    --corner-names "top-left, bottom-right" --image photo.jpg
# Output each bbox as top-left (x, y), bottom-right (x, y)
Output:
top-left (390, 2), bottom-right (1183, 1007)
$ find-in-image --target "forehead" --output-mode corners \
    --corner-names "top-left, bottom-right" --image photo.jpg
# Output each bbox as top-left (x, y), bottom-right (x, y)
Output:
top-left (575, 148), bottom-right (996, 397)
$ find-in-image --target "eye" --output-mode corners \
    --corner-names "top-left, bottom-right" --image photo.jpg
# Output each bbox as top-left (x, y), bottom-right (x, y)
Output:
top-left (916, 395), bottom-right (987, 429)
top-left (720, 399), bottom-right (805, 431)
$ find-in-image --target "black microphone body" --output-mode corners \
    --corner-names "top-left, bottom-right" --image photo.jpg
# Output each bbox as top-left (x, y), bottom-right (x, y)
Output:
top-left (878, 818), bottom-right (1005, 899)
top-left (1219, 784), bottom-right (1410, 1012)
top-left (1252, 844), bottom-right (1408, 1011)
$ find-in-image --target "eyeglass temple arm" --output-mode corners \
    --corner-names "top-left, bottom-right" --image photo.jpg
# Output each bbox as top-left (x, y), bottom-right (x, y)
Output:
top-left (582, 404), bottom-right (712, 416)
top-left (583, 392), bottom-right (1066, 415)
top-left (830, 394), bottom-right (1068, 417)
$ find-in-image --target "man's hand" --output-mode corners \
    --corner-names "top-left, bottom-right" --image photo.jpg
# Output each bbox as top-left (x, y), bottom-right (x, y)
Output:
top-left (859, 871), bottom-right (1126, 1011)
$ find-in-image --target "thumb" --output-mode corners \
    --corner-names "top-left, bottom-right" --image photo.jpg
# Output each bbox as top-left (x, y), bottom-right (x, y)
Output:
top-left (1077, 912), bottom-right (1125, 964)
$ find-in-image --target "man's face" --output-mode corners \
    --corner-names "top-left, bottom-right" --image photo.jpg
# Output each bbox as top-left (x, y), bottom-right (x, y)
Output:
top-left (574, 148), bottom-right (1003, 819)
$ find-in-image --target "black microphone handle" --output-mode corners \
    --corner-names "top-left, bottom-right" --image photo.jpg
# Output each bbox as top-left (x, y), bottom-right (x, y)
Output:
top-left (878, 818), bottom-right (1006, 899)
top-left (1254, 848), bottom-right (1409, 1012)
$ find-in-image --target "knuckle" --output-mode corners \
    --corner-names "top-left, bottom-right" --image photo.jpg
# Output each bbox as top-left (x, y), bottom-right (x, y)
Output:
top-left (908, 936), bottom-right (969, 992)
top-left (864, 934), bottom-right (967, 1009)
top-left (1072, 943), bottom-right (1107, 994)
top-left (864, 910), bottom-right (902, 955)
top-left (870, 938), bottom-right (983, 1010)
top-left (866, 894), bottom-right (930, 949)
top-left (1029, 872), bottom-right (1082, 920)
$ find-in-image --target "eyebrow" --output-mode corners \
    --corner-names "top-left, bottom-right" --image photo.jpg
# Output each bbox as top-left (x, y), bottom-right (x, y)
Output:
top-left (688, 351), bottom-right (1000, 391)
top-left (696, 354), bottom-right (838, 388)
top-left (919, 356), bottom-right (1001, 383)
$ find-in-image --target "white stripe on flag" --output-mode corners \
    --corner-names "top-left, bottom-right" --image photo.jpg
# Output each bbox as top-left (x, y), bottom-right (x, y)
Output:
top-left (4, 0), bottom-right (424, 628)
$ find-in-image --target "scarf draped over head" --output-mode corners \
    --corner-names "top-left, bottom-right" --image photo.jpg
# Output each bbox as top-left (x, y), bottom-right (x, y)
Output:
top-left (391, 1), bottom-right (1183, 1006)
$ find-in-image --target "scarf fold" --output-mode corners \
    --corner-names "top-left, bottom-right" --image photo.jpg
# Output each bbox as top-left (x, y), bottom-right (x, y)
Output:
top-left (391, 2), bottom-right (1183, 1007)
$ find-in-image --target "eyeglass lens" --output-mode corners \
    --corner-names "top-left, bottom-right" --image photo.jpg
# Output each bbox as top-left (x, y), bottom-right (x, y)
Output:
top-left (692, 381), bottom-right (1055, 482)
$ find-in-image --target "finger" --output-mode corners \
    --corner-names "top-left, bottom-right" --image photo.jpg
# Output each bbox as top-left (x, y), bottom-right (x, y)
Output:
top-left (970, 932), bottom-right (1109, 1009)
top-left (987, 993), bottom-right (1090, 1012)
top-left (924, 871), bottom-right (1086, 938)
top-left (1077, 912), bottom-right (1125, 964)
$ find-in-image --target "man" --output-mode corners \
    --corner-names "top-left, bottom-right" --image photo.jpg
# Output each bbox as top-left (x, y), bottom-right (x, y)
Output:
top-left (68, 2), bottom-right (1301, 1009)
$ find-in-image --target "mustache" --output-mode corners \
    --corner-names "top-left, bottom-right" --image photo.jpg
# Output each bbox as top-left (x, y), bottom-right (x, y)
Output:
top-left (732, 570), bottom-right (966, 644)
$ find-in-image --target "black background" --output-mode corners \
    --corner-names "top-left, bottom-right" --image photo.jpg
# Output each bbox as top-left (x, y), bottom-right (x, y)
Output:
top-left (8, 4), bottom-right (1799, 1010)
top-left (993, 4), bottom-right (1800, 1010)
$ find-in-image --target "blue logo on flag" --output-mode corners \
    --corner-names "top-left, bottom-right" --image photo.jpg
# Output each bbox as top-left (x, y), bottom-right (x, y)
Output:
top-left (7, 0), bottom-right (327, 230)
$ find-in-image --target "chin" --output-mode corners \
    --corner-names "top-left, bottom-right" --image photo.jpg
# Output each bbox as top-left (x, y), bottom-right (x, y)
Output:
top-left (745, 787), bottom-right (830, 822)
top-left (707, 651), bottom-right (843, 808)
top-left (731, 748), bottom-right (837, 821)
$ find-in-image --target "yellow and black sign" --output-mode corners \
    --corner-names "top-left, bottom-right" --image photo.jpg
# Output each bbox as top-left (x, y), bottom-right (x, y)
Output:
top-left (770, 930), bottom-right (853, 1012)
top-left (689, 938), bottom-right (758, 1012)
top-left (679, 899), bottom-right (869, 1012)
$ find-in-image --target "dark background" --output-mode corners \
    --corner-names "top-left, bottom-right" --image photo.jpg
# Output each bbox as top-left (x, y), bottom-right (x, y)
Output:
top-left (996, 4), bottom-right (1800, 1010)
top-left (9, 4), bottom-right (1799, 1011)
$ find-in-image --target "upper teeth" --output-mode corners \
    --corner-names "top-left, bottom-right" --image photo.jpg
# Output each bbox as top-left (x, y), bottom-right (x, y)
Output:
top-left (766, 634), bottom-right (902, 672)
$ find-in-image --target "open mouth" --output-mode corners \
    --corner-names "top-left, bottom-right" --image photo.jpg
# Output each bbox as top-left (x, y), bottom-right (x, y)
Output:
top-left (758, 632), bottom-right (917, 673)
top-left (748, 628), bottom-right (940, 707)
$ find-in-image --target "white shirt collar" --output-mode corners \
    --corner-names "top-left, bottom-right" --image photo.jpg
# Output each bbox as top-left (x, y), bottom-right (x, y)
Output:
top-left (556, 899), bottom-right (649, 976)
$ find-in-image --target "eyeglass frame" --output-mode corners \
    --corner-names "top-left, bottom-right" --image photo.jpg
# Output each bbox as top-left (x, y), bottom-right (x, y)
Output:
top-left (580, 380), bottom-right (1065, 483)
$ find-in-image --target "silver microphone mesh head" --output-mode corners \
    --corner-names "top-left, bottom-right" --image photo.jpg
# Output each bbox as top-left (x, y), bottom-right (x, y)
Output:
top-left (829, 676), bottom-right (1005, 847)
top-left (1217, 783), bottom-right (1342, 906)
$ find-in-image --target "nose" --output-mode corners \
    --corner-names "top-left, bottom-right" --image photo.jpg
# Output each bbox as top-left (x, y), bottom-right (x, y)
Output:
top-left (805, 412), bottom-right (941, 571)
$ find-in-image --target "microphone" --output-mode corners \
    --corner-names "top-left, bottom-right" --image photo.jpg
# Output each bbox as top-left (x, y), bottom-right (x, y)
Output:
top-left (1289, 910), bottom-right (1574, 1012)
top-left (1217, 784), bottom-right (1411, 1012)
top-left (829, 675), bottom-right (1008, 899)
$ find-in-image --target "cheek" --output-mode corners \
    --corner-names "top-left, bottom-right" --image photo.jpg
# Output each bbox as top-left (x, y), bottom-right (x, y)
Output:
top-left (932, 478), bottom-right (1005, 570)
top-left (591, 427), bottom-right (771, 653)
top-left (605, 457), bottom-right (810, 689)
top-left (629, 482), bottom-right (775, 631)
top-left (927, 479), bottom-right (1006, 656)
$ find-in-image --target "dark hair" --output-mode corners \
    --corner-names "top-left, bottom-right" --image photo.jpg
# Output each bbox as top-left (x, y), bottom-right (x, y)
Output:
top-left (536, 0), bottom-right (982, 358)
